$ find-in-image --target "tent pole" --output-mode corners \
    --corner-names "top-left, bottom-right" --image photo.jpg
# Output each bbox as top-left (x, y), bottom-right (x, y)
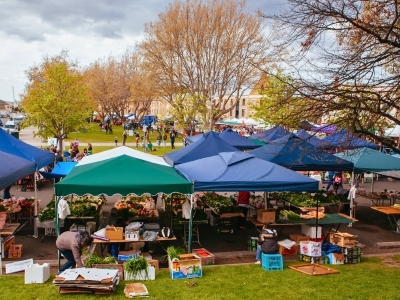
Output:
top-left (55, 196), bottom-right (60, 271)
top-left (371, 173), bottom-right (374, 193)
top-left (188, 194), bottom-right (194, 253)
top-left (33, 171), bottom-right (38, 238)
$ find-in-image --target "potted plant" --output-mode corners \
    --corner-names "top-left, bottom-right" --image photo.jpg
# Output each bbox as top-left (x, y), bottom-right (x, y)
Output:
top-left (124, 256), bottom-right (155, 280)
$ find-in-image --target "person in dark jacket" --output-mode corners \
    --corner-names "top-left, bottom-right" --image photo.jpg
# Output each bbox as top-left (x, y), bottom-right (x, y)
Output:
top-left (255, 224), bottom-right (278, 264)
top-left (56, 231), bottom-right (93, 274)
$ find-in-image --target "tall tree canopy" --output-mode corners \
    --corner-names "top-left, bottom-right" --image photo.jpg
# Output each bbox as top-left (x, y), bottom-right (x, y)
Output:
top-left (139, 0), bottom-right (269, 129)
top-left (263, 0), bottom-right (400, 150)
top-left (21, 52), bottom-right (93, 150)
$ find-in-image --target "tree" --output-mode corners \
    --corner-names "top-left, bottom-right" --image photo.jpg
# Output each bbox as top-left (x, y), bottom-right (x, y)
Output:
top-left (261, 0), bottom-right (400, 151)
top-left (139, 0), bottom-right (269, 130)
top-left (21, 52), bottom-right (94, 151)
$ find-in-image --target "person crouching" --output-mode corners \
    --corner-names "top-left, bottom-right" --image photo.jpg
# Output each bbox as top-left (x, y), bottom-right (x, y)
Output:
top-left (56, 231), bottom-right (93, 274)
top-left (255, 224), bottom-right (278, 265)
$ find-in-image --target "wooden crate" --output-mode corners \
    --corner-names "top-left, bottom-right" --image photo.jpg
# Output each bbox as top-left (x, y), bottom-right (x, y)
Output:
top-left (8, 244), bottom-right (23, 258)
top-left (329, 232), bottom-right (356, 247)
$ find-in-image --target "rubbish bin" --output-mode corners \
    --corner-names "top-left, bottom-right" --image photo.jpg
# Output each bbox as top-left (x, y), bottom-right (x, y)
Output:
top-left (11, 131), bottom-right (19, 139)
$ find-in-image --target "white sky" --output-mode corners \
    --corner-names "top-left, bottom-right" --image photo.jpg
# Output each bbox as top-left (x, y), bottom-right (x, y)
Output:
top-left (0, 0), bottom-right (285, 103)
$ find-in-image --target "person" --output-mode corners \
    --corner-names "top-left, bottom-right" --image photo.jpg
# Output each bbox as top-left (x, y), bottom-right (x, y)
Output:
top-left (123, 130), bottom-right (128, 146)
top-left (255, 224), bottom-right (278, 265)
top-left (170, 130), bottom-right (176, 149)
top-left (109, 124), bottom-right (113, 134)
top-left (156, 131), bottom-right (162, 148)
top-left (55, 150), bottom-right (64, 163)
top-left (326, 171), bottom-right (335, 190)
top-left (147, 140), bottom-right (153, 151)
top-left (56, 231), bottom-right (93, 274)
top-left (3, 185), bottom-right (12, 199)
top-left (74, 138), bottom-right (79, 147)
top-left (104, 124), bottom-right (108, 134)
top-left (88, 143), bottom-right (93, 155)
top-left (83, 148), bottom-right (88, 156)
top-left (331, 182), bottom-right (349, 197)
top-left (237, 191), bottom-right (250, 230)
top-left (163, 132), bottom-right (168, 147)
top-left (135, 133), bottom-right (140, 149)
top-left (114, 136), bottom-right (118, 146)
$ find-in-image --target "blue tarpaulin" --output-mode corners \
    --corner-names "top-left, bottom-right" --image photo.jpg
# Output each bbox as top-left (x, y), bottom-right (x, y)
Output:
top-left (249, 134), bottom-right (353, 171)
top-left (40, 162), bottom-right (78, 179)
top-left (320, 129), bottom-right (379, 150)
top-left (174, 152), bottom-right (319, 192)
top-left (0, 129), bottom-right (55, 169)
top-left (0, 150), bottom-right (36, 190)
top-left (164, 131), bottom-right (238, 166)
top-left (249, 126), bottom-right (290, 143)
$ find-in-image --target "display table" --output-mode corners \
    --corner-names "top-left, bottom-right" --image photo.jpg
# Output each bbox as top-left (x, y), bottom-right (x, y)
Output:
top-left (179, 219), bottom-right (208, 247)
top-left (356, 193), bottom-right (396, 206)
top-left (371, 206), bottom-right (400, 232)
top-left (91, 236), bottom-right (177, 257)
top-left (0, 223), bottom-right (20, 259)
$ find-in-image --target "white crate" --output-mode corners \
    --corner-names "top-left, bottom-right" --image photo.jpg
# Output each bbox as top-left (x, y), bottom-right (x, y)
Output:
top-left (125, 231), bottom-right (139, 241)
top-left (299, 241), bottom-right (322, 257)
top-left (301, 225), bottom-right (322, 239)
top-left (25, 263), bottom-right (50, 284)
top-left (124, 265), bottom-right (155, 280)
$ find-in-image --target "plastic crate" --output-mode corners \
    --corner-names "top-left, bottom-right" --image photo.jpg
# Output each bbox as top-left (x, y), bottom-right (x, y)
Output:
top-left (8, 244), bottom-right (23, 258)
top-left (261, 253), bottom-right (283, 271)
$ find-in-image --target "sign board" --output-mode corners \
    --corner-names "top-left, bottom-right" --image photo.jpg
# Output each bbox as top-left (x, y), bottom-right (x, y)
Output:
top-left (47, 137), bottom-right (58, 147)
top-left (6, 258), bottom-right (33, 274)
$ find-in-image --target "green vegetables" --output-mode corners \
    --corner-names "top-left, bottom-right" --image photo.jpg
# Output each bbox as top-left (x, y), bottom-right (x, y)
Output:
top-left (280, 210), bottom-right (301, 220)
top-left (85, 254), bottom-right (117, 268)
top-left (200, 193), bottom-right (242, 215)
top-left (166, 246), bottom-right (186, 260)
top-left (124, 256), bottom-right (149, 278)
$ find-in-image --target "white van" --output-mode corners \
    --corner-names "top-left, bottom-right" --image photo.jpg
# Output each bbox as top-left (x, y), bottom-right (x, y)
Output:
top-left (13, 115), bottom-right (25, 124)
top-left (4, 120), bottom-right (17, 133)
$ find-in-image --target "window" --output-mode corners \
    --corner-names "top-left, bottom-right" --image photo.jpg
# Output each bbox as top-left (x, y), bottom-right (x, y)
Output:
top-left (241, 109), bottom-right (245, 117)
top-left (242, 98), bottom-right (246, 105)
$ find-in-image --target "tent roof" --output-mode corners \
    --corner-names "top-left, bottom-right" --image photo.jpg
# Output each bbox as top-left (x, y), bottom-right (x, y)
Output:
top-left (175, 152), bottom-right (319, 192)
top-left (249, 134), bottom-right (353, 171)
top-left (0, 151), bottom-right (36, 190)
top-left (55, 155), bottom-right (193, 197)
top-left (0, 129), bottom-right (55, 169)
top-left (295, 129), bottom-right (325, 148)
top-left (164, 131), bottom-right (238, 166)
top-left (40, 162), bottom-right (78, 180)
top-left (335, 147), bottom-right (400, 172)
top-left (218, 128), bottom-right (261, 150)
top-left (259, 126), bottom-right (291, 143)
top-left (321, 129), bottom-right (379, 150)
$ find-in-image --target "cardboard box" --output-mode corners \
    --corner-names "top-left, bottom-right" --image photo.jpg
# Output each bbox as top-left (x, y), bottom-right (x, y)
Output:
top-left (105, 227), bottom-right (124, 240)
top-left (193, 248), bottom-right (215, 265)
top-left (329, 232), bottom-right (356, 247)
top-left (289, 234), bottom-right (310, 244)
top-left (299, 241), bottom-right (322, 257)
top-left (93, 263), bottom-right (124, 280)
top-left (256, 209), bottom-right (276, 223)
top-left (327, 253), bottom-right (345, 265)
top-left (147, 259), bottom-right (159, 270)
top-left (169, 254), bottom-right (202, 279)
top-left (24, 263), bottom-right (50, 284)
top-left (8, 244), bottom-right (22, 258)
top-left (301, 225), bottom-right (322, 239)
top-left (278, 244), bottom-right (298, 256)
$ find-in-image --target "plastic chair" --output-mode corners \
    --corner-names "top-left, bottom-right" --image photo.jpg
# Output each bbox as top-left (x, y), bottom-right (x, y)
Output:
top-left (261, 253), bottom-right (283, 271)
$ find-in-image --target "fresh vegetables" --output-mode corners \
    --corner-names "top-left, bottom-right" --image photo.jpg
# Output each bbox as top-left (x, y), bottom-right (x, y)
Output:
top-left (199, 193), bottom-right (242, 215)
top-left (280, 210), bottom-right (301, 221)
top-left (166, 246), bottom-right (186, 260)
top-left (85, 254), bottom-right (116, 268)
top-left (124, 256), bottom-right (150, 278)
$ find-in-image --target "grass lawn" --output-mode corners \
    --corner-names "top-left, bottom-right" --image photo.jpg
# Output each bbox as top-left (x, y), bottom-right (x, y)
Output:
top-left (2, 257), bottom-right (399, 299)
top-left (64, 123), bottom-right (184, 144)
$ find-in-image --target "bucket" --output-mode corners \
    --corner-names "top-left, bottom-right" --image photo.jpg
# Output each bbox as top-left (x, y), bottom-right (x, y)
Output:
top-left (86, 221), bottom-right (96, 234)
top-left (111, 244), bottom-right (119, 258)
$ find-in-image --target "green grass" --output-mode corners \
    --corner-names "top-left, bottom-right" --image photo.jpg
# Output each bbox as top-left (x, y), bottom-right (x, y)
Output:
top-left (2, 257), bottom-right (399, 299)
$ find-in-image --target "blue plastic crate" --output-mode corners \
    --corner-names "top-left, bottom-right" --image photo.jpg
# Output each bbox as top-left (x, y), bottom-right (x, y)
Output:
top-left (261, 253), bottom-right (283, 271)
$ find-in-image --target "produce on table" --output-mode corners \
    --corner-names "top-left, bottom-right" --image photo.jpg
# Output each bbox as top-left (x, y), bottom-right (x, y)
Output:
top-left (278, 191), bottom-right (346, 207)
top-left (115, 194), bottom-right (157, 217)
top-left (250, 195), bottom-right (265, 209)
top-left (280, 210), bottom-right (301, 221)
top-left (199, 192), bottom-right (242, 215)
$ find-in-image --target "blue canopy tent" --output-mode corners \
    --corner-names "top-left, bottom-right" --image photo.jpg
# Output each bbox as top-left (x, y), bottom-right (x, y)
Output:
top-left (218, 128), bottom-right (261, 150)
top-left (0, 129), bottom-right (55, 237)
top-left (295, 129), bottom-right (325, 148)
top-left (248, 126), bottom-right (278, 140)
top-left (185, 129), bottom-right (261, 150)
top-left (164, 131), bottom-right (238, 166)
top-left (40, 162), bottom-right (78, 180)
top-left (0, 151), bottom-right (36, 190)
top-left (175, 151), bottom-right (319, 192)
top-left (249, 134), bottom-right (354, 171)
top-left (320, 129), bottom-right (379, 150)
top-left (258, 126), bottom-right (291, 143)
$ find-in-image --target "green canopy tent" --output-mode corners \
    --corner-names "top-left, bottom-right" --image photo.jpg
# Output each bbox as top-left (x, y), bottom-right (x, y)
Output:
top-left (53, 147), bottom-right (193, 266)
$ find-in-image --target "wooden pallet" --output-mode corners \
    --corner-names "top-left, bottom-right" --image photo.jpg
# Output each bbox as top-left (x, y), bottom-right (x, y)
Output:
top-left (289, 263), bottom-right (339, 276)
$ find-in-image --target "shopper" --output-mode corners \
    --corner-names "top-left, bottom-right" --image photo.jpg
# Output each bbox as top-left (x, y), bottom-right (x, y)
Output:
top-left (255, 224), bottom-right (279, 264)
top-left (156, 131), bottom-right (162, 148)
top-left (56, 231), bottom-right (93, 274)
top-left (170, 130), bottom-right (176, 149)
top-left (115, 136), bottom-right (118, 146)
top-left (237, 191), bottom-right (250, 230)
top-left (163, 132), bottom-right (168, 147)
top-left (88, 143), bottom-right (93, 155)
top-left (123, 130), bottom-right (128, 146)
top-left (325, 171), bottom-right (335, 190)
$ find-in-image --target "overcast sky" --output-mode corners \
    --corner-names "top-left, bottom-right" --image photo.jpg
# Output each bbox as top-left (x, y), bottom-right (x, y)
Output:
top-left (0, 0), bottom-right (285, 103)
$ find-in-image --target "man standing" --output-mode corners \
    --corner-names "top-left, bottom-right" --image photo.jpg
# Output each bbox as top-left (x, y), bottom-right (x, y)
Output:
top-left (156, 131), bottom-right (162, 148)
top-left (123, 130), bottom-right (128, 146)
top-left (170, 130), bottom-right (176, 149)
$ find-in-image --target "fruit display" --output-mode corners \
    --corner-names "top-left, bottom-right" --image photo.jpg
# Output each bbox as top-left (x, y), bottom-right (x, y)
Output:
top-left (115, 194), bottom-right (157, 218)
top-left (199, 192), bottom-right (242, 215)
top-left (1, 199), bottom-right (22, 213)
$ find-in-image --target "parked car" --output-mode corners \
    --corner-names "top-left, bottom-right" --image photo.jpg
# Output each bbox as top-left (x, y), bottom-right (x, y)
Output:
top-left (4, 120), bottom-right (17, 132)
